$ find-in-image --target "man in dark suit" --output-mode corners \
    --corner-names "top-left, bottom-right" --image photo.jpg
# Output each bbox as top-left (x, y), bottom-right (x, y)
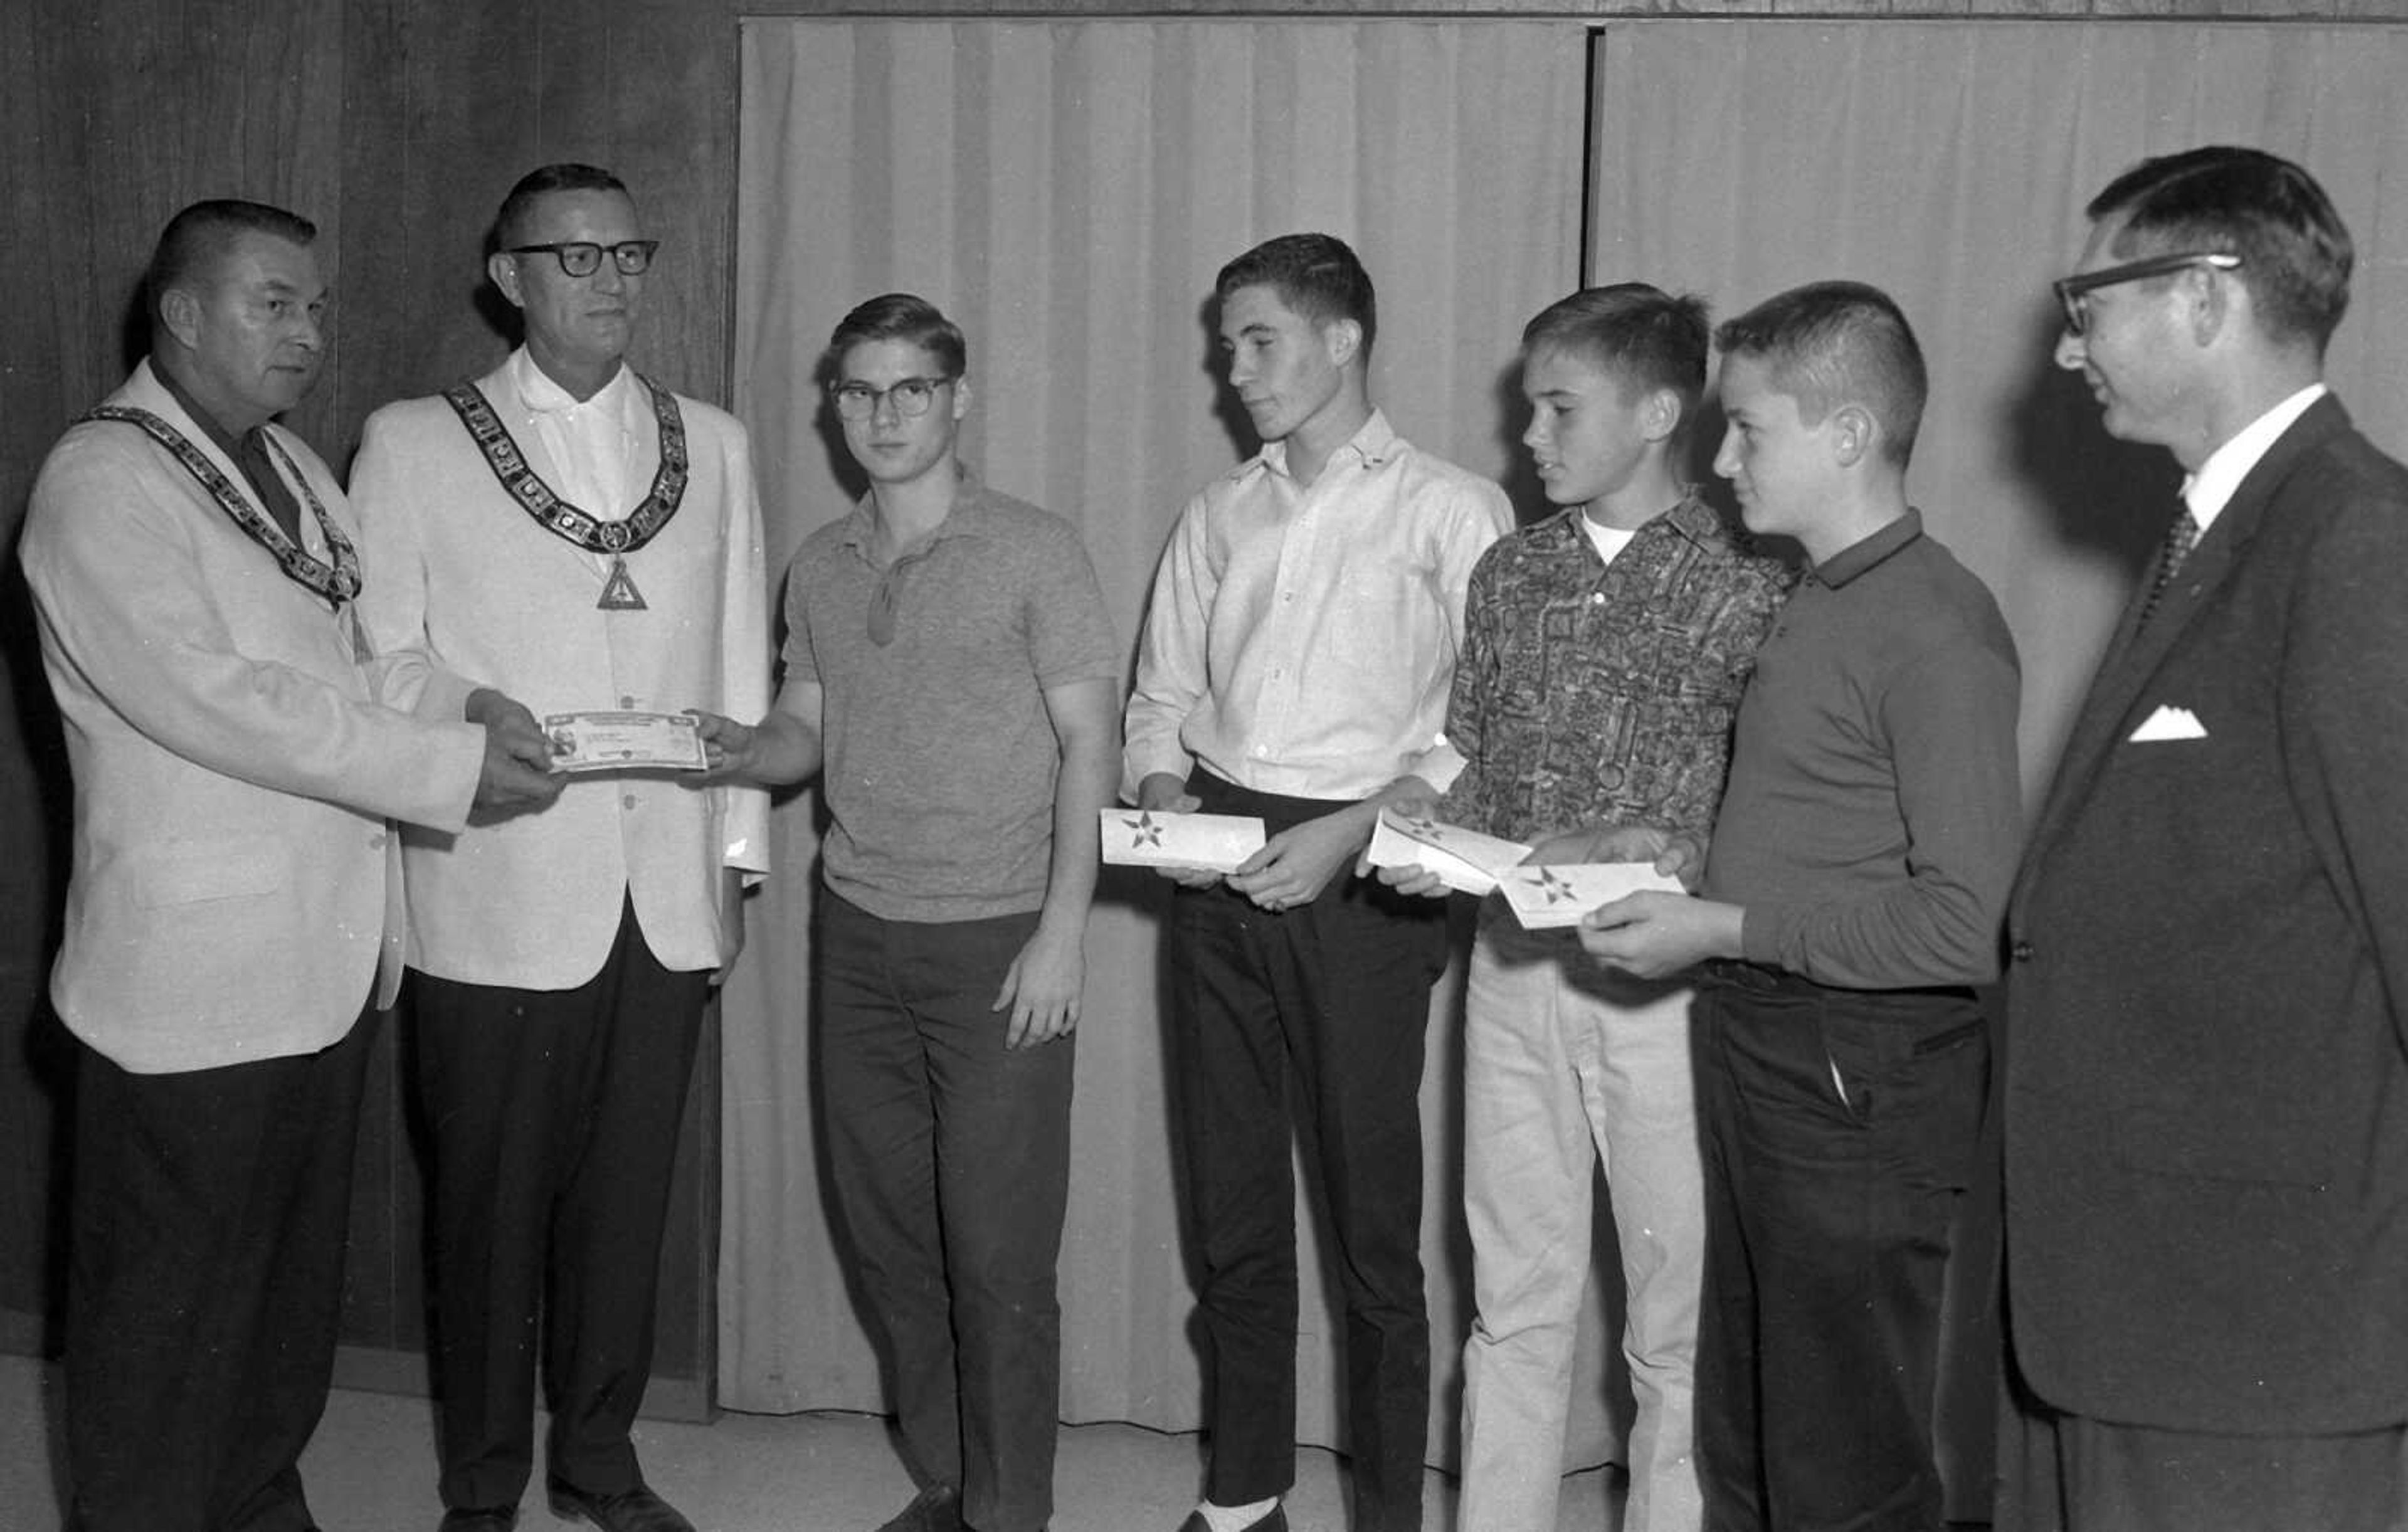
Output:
top-left (2000, 145), bottom-right (2408, 1532)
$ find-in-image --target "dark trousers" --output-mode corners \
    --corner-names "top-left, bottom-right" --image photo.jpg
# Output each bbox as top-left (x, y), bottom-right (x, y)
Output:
top-left (1692, 964), bottom-right (1988, 1532)
top-left (818, 892), bottom-right (1074, 1532)
top-left (1170, 773), bottom-right (1449, 1532)
top-left (65, 1014), bottom-right (376, 1532)
top-left (413, 904), bottom-right (708, 1511)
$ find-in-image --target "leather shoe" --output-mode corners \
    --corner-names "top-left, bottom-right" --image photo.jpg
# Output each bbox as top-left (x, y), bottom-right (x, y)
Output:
top-left (1175, 1508), bottom-right (1287, 1532)
top-left (876, 1482), bottom-right (967, 1532)
top-left (547, 1482), bottom-right (696, 1532)
top-left (437, 1510), bottom-right (517, 1532)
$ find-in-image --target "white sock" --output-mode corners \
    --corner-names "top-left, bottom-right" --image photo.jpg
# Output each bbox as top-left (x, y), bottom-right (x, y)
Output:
top-left (1197, 1498), bottom-right (1279, 1532)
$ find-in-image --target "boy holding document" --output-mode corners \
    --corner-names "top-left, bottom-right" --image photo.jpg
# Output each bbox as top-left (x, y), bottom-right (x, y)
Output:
top-left (1382, 285), bottom-right (1785, 1532)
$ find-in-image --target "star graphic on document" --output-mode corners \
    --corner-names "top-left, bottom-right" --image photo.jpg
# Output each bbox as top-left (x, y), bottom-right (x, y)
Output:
top-left (1521, 867), bottom-right (1578, 904)
top-left (1122, 811), bottom-right (1164, 849)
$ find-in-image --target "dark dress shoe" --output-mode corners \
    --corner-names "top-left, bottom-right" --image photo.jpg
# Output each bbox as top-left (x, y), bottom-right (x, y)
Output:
top-left (547, 1482), bottom-right (697, 1532)
top-left (437, 1509), bottom-right (517, 1532)
top-left (875, 1482), bottom-right (967, 1532)
top-left (1175, 1508), bottom-right (1287, 1532)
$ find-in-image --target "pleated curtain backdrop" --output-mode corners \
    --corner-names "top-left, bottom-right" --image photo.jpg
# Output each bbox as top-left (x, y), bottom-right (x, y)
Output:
top-left (722, 14), bottom-right (2408, 1508)
top-left (723, 14), bottom-right (1591, 1474)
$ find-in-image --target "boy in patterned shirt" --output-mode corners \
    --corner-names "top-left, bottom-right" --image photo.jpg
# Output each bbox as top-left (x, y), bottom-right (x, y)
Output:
top-left (1381, 284), bottom-right (1787, 1532)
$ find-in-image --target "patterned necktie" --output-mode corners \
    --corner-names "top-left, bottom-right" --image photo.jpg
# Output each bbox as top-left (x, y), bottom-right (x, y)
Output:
top-left (2136, 509), bottom-right (2200, 630)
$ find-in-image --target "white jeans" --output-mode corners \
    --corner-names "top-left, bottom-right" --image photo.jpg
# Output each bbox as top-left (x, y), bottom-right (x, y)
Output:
top-left (1458, 911), bottom-right (1706, 1532)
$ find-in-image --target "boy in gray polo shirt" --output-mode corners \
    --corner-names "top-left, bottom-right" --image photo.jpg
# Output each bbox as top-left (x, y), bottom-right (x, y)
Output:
top-left (695, 293), bottom-right (1120, 1532)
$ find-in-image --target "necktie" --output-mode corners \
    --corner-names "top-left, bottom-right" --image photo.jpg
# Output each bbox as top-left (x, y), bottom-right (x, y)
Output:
top-left (2136, 509), bottom-right (2200, 630)
top-left (236, 428), bottom-right (305, 544)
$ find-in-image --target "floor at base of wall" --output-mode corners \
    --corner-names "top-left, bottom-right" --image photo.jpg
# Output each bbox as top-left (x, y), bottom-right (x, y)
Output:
top-left (1, 1350), bottom-right (1644, 1531)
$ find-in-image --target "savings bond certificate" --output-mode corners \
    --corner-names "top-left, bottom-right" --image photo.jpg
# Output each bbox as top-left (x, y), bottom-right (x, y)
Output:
top-left (544, 710), bottom-right (707, 773)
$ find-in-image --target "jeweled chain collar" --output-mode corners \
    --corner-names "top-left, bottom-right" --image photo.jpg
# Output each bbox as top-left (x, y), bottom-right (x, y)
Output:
top-left (440, 372), bottom-right (689, 555)
top-left (84, 406), bottom-right (361, 607)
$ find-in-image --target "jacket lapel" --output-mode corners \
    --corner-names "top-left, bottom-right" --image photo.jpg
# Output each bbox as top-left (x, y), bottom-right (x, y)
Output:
top-left (2024, 395), bottom-right (2353, 870)
top-left (120, 361), bottom-right (273, 526)
top-left (485, 359), bottom-right (567, 489)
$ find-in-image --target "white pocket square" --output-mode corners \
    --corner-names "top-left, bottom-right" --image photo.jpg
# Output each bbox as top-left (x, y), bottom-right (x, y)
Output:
top-left (2130, 705), bottom-right (2207, 742)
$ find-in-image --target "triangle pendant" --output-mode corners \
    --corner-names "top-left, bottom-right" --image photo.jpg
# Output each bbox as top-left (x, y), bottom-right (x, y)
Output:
top-left (598, 556), bottom-right (648, 611)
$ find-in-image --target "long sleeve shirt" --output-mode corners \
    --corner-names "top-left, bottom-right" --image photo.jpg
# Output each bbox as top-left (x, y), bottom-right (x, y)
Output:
top-left (1124, 409), bottom-right (1511, 801)
top-left (1440, 495), bottom-right (1790, 843)
top-left (1704, 510), bottom-right (2022, 990)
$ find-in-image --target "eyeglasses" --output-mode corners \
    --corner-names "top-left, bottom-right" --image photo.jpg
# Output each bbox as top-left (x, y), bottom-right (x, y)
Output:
top-left (830, 376), bottom-right (953, 421)
top-left (2054, 251), bottom-right (2242, 337)
top-left (504, 240), bottom-right (661, 278)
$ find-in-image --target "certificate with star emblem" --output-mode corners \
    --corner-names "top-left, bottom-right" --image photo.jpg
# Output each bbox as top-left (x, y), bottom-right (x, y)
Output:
top-left (1498, 862), bottom-right (1686, 929)
top-left (1098, 809), bottom-right (1266, 873)
top-left (544, 711), bottom-right (707, 773)
top-left (1363, 808), bottom-right (1533, 897)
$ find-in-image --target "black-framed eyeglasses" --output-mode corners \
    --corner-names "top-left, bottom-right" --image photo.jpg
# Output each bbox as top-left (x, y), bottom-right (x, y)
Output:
top-left (2054, 251), bottom-right (2242, 337)
top-left (504, 240), bottom-right (661, 278)
top-left (829, 376), bottom-right (953, 421)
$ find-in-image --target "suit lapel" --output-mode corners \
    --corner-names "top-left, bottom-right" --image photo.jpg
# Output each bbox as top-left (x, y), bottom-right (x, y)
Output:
top-left (478, 358), bottom-right (614, 584)
top-left (123, 362), bottom-right (276, 529)
top-left (2024, 396), bottom-right (2352, 870)
top-left (485, 359), bottom-right (568, 489)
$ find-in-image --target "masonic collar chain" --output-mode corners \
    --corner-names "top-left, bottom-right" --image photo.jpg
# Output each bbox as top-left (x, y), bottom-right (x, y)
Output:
top-left (85, 405), bottom-right (363, 610)
top-left (440, 374), bottom-right (689, 610)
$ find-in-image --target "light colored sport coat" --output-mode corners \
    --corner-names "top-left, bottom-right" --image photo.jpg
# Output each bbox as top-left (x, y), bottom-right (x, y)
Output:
top-left (20, 360), bottom-right (485, 1074)
top-left (350, 352), bottom-right (769, 990)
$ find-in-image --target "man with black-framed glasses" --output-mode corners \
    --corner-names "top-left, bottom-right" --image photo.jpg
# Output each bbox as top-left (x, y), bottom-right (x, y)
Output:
top-left (351, 162), bottom-right (770, 1532)
top-left (694, 292), bottom-right (1119, 1532)
top-left (2001, 145), bottom-right (2408, 1532)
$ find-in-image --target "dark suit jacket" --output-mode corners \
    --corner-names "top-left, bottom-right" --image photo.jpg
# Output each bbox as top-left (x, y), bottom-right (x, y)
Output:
top-left (2005, 394), bottom-right (2408, 1434)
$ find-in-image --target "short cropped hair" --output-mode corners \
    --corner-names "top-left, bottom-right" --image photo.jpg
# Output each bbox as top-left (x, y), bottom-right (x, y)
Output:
top-left (1215, 233), bottom-right (1376, 355)
top-left (1523, 283), bottom-right (1712, 426)
top-left (1714, 281), bottom-right (1928, 467)
top-left (822, 293), bottom-right (968, 382)
top-left (146, 199), bottom-right (317, 332)
top-left (494, 162), bottom-right (631, 250)
top-left (2088, 144), bottom-right (2352, 354)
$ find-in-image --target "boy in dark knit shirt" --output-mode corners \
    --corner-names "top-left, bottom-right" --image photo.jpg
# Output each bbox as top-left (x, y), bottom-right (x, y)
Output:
top-left (1581, 281), bottom-right (2021, 1532)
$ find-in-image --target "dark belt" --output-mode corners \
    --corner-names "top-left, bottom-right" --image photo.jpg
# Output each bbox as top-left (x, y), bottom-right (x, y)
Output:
top-left (1186, 766), bottom-right (1365, 834)
top-left (1698, 957), bottom-right (1975, 1003)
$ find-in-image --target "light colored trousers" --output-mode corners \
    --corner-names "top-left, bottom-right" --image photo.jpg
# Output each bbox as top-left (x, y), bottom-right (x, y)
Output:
top-left (1458, 911), bottom-right (1706, 1532)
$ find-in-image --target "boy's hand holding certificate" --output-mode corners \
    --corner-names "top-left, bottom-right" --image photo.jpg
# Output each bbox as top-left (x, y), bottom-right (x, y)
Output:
top-left (544, 711), bottom-right (707, 773)
top-left (1364, 808), bottom-right (1533, 897)
top-left (1099, 808), bottom-right (1267, 874)
top-left (1497, 862), bottom-right (1686, 929)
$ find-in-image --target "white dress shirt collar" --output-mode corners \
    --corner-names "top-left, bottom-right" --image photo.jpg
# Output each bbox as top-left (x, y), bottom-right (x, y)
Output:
top-left (1255, 407), bottom-right (1401, 482)
top-left (2183, 383), bottom-right (2326, 534)
top-left (507, 347), bottom-right (642, 524)
top-left (509, 347), bottom-right (638, 419)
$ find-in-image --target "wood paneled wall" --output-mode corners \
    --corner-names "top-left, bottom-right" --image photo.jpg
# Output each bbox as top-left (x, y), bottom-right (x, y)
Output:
top-left (1, 0), bottom-right (2392, 1368)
